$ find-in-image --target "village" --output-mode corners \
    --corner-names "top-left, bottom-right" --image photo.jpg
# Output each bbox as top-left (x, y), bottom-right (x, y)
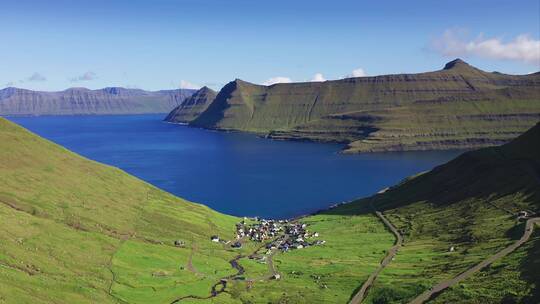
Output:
top-left (210, 217), bottom-right (325, 254)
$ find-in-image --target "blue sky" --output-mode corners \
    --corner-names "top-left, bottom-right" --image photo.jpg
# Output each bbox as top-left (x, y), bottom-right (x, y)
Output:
top-left (1, 0), bottom-right (539, 91)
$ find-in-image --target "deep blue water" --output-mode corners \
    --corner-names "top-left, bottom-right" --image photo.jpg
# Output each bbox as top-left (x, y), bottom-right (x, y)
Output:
top-left (9, 114), bottom-right (462, 219)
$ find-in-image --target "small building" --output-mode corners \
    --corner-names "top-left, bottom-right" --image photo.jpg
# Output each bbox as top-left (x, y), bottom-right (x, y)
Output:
top-left (210, 235), bottom-right (220, 242)
top-left (517, 211), bottom-right (529, 220)
top-left (174, 240), bottom-right (185, 247)
top-left (231, 241), bottom-right (242, 248)
top-left (272, 274), bottom-right (281, 280)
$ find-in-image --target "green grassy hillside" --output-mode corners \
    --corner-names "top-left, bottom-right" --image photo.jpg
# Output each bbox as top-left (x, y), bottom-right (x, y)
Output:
top-left (328, 122), bottom-right (540, 303)
top-left (166, 59), bottom-right (540, 153)
top-left (0, 117), bottom-right (240, 303)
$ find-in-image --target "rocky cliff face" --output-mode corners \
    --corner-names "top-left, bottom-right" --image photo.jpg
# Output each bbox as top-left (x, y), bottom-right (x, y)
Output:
top-left (166, 59), bottom-right (540, 153)
top-left (164, 86), bottom-right (217, 123)
top-left (0, 87), bottom-right (196, 115)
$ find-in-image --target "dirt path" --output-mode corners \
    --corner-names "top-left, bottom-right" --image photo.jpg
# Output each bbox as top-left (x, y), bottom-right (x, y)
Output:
top-left (349, 211), bottom-right (403, 304)
top-left (186, 243), bottom-right (203, 276)
top-left (409, 217), bottom-right (540, 304)
top-left (246, 235), bottom-right (288, 282)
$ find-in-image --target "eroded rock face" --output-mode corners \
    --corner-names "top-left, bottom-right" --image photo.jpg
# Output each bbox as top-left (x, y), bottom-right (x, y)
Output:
top-left (166, 59), bottom-right (540, 152)
top-left (0, 87), bottom-right (196, 115)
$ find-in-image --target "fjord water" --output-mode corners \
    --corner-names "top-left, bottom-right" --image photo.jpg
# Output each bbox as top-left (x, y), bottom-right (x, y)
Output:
top-left (10, 114), bottom-right (461, 218)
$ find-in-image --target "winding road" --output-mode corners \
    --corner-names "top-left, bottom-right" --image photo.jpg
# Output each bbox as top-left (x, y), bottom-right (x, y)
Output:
top-left (349, 211), bottom-right (403, 304)
top-left (409, 217), bottom-right (540, 304)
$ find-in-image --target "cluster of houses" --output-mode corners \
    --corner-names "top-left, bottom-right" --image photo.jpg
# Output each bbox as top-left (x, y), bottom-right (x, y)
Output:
top-left (235, 217), bottom-right (285, 242)
top-left (276, 222), bottom-right (325, 252)
top-left (209, 217), bottom-right (326, 255)
top-left (233, 217), bottom-right (325, 252)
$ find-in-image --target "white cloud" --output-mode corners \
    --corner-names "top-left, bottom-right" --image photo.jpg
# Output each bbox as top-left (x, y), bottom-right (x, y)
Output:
top-left (433, 29), bottom-right (540, 65)
top-left (27, 72), bottom-right (46, 82)
top-left (343, 68), bottom-right (367, 78)
top-left (262, 76), bottom-right (292, 86)
top-left (71, 71), bottom-right (97, 82)
top-left (350, 68), bottom-right (367, 77)
top-left (179, 80), bottom-right (200, 90)
top-left (311, 73), bottom-right (326, 82)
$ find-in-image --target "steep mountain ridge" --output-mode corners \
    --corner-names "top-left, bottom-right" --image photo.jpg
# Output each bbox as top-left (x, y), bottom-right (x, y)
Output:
top-left (164, 86), bottom-right (217, 123)
top-left (166, 59), bottom-right (540, 153)
top-left (0, 87), bottom-right (196, 115)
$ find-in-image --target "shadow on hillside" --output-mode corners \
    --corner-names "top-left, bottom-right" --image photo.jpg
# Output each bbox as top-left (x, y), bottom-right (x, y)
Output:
top-left (318, 147), bottom-right (540, 218)
top-left (519, 230), bottom-right (540, 304)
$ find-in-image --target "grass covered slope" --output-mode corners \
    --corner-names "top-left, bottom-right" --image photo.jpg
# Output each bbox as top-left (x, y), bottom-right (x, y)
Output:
top-left (168, 59), bottom-right (540, 153)
top-left (0, 117), bottom-right (240, 303)
top-left (331, 122), bottom-right (540, 303)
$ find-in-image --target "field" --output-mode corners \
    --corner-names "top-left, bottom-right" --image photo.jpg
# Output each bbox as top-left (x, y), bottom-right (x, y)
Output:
top-left (220, 214), bottom-right (395, 303)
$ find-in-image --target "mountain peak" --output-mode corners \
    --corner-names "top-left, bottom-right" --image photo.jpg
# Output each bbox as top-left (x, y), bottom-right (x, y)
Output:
top-left (193, 86), bottom-right (216, 96)
top-left (443, 58), bottom-right (471, 70)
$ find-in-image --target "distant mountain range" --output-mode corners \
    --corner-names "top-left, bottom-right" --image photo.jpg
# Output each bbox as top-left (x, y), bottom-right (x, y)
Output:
top-left (0, 87), bottom-right (196, 115)
top-left (166, 59), bottom-right (540, 153)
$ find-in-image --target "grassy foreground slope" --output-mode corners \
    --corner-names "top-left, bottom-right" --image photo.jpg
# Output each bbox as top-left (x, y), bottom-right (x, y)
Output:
top-left (167, 59), bottom-right (540, 153)
top-left (329, 122), bottom-right (540, 303)
top-left (0, 117), bottom-right (240, 303)
top-left (0, 117), bottom-right (397, 303)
